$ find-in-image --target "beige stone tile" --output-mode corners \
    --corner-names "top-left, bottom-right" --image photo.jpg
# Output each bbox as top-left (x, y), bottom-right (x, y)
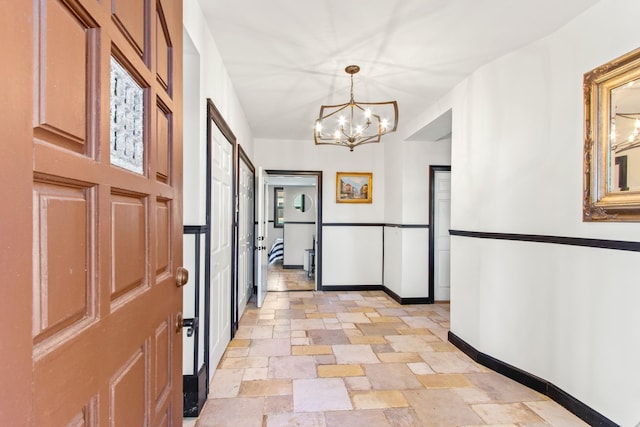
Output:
top-left (291, 318), bottom-right (326, 331)
top-left (293, 378), bottom-right (353, 412)
top-left (290, 330), bottom-right (307, 338)
top-left (268, 355), bottom-right (317, 379)
top-left (306, 312), bottom-right (337, 319)
top-left (314, 354), bottom-right (337, 365)
top-left (266, 412), bottom-right (326, 427)
top-left (351, 390), bottom-right (409, 409)
top-left (250, 325), bottom-right (274, 339)
top-left (417, 373), bottom-right (473, 389)
top-left (395, 328), bottom-right (436, 336)
top-left (428, 342), bottom-right (457, 352)
top-left (363, 364), bottom-right (422, 390)
top-left (420, 352), bottom-right (483, 374)
top-left (404, 389), bottom-right (483, 426)
top-left (348, 335), bottom-right (388, 345)
top-left (466, 372), bottom-right (545, 403)
top-left (524, 400), bottom-right (589, 426)
top-left (370, 316), bottom-right (402, 323)
top-left (263, 395), bottom-right (293, 415)
top-left (407, 362), bottom-right (435, 375)
top-left (243, 367), bottom-right (268, 381)
top-left (196, 397), bottom-right (265, 427)
top-left (238, 379), bottom-right (292, 397)
top-left (219, 356), bottom-right (269, 369)
top-left (377, 352), bottom-right (423, 364)
top-left (472, 403), bottom-right (544, 424)
top-left (291, 337), bottom-right (310, 346)
top-left (210, 369), bottom-right (244, 398)
top-left (325, 410), bottom-right (391, 427)
top-left (337, 312), bottom-right (372, 323)
top-left (365, 312), bottom-right (381, 318)
top-left (343, 328), bottom-right (363, 337)
top-left (386, 335), bottom-right (434, 353)
top-left (249, 338), bottom-right (291, 357)
top-left (292, 345), bottom-right (333, 355)
top-left (227, 339), bottom-right (251, 348)
top-left (453, 386), bottom-right (493, 404)
top-left (348, 307), bottom-right (377, 313)
top-left (318, 364), bottom-right (364, 378)
top-left (225, 347), bottom-right (250, 358)
top-left (344, 376), bottom-right (372, 391)
top-left (332, 344), bottom-right (380, 364)
top-left (383, 408), bottom-right (424, 427)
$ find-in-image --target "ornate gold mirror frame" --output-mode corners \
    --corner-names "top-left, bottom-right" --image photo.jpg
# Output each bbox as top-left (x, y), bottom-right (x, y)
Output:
top-left (584, 47), bottom-right (640, 221)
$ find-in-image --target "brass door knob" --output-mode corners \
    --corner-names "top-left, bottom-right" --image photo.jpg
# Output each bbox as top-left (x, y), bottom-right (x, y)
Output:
top-left (175, 266), bottom-right (189, 288)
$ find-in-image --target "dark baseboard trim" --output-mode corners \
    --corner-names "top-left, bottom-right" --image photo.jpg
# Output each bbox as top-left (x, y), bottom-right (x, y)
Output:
top-left (448, 332), bottom-right (619, 427)
top-left (319, 285), bottom-right (432, 305)
top-left (322, 285), bottom-right (384, 292)
top-left (283, 265), bottom-right (304, 270)
top-left (285, 221), bottom-right (315, 225)
top-left (383, 286), bottom-right (432, 305)
top-left (450, 229), bottom-right (640, 253)
top-left (184, 225), bottom-right (208, 234)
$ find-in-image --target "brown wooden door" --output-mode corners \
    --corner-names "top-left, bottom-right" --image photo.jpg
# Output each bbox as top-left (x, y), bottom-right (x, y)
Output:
top-left (0, 0), bottom-right (184, 425)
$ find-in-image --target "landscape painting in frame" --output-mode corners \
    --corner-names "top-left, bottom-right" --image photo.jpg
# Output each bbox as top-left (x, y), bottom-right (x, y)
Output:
top-left (336, 172), bottom-right (372, 203)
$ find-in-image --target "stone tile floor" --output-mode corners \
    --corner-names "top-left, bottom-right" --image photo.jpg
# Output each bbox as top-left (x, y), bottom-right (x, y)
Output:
top-left (267, 262), bottom-right (314, 292)
top-left (190, 291), bottom-right (588, 427)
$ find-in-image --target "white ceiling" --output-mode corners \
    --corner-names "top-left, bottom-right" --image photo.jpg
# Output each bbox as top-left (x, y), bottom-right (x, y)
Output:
top-left (197, 0), bottom-right (598, 142)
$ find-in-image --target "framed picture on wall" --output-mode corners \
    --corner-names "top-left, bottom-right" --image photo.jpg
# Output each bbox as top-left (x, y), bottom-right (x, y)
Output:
top-left (336, 172), bottom-right (372, 203)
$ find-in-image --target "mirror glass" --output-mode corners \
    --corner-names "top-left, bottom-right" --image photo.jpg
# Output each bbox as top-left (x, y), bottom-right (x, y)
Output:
top-left (583, 47), bottom-right (640, 221)
top-left (294, 194), bottom-right (312, 212)
top-left (609, 79), bottom-right (640, 193)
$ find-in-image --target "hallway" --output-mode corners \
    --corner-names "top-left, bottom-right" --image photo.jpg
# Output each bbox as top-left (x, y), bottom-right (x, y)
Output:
top-left (190, 291), bottom-right (587, 426)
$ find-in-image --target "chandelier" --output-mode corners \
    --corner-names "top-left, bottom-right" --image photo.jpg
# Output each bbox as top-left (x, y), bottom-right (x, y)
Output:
top-left (611, 113), bottom-right (640, 153)
top-left (314, 65), bottom-right (398, 151)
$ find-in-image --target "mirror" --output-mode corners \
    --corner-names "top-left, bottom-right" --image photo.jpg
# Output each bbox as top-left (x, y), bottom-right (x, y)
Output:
top-left (294, 194), bottom-right (312, 212)
top-left (584, 47), bottom-right (640, 221)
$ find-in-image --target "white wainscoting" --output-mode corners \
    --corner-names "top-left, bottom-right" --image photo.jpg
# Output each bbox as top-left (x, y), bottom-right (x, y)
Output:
top-left (322, 226), bottom-right (383, 286)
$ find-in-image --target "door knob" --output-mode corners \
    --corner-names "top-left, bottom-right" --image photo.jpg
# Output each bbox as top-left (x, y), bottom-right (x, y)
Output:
top-left (175, 266), bottom-right (189, 288)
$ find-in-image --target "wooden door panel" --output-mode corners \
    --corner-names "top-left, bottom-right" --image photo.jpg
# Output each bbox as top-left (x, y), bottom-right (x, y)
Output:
top-left (156, 199), bottom-right (171, 277)
top-left (111, 193), bottom-right (147, 302)
top-left (156, 102), bottom-right (171, 182)
top-left (33, 181), bottom-right (93, 342)
top-left (155, 10), bottom-right (170, 92)
top-left (111, 0), bottom-right (146, 59)
top-left (110, 346), bottom-right (149, 426)
top-left (35, 0), bottom-right (96, 151)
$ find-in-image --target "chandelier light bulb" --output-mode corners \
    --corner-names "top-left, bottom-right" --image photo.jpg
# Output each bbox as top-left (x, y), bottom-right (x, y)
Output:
top-left (315, 122), bottom-right (322, 133)
top-left (635, 118), bottom-right (640, 128)
top-left (365, 108), bottom-right (372, 118)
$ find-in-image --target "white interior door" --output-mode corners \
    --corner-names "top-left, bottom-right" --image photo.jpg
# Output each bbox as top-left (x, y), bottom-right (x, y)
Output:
top-left (209, 109), bottom-right (233, 369)
top-left (434, 171), bottom-right (452, 301)
top-left (237, 158), bottom-right (254, 315)
top-left (256, 168), bottom-right (269, 307)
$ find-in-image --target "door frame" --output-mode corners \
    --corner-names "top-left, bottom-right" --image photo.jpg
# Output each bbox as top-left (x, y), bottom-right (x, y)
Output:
top-left (265, 170), bottom-right (323, 290)
top-left (236, 145), bottom-right (255, 330)
top-left (204, 97), bottom-right (237, 390)
top-left (428, 165), bottom-right (451, 303)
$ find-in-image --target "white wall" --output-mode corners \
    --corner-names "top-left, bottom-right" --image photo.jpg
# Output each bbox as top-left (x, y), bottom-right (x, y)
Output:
top-left (447, 0), bottom-right (640, 424)
top-left (254, 139), bottom-right (386, 287)
top-left (183, 0), bottom-right (255, 379)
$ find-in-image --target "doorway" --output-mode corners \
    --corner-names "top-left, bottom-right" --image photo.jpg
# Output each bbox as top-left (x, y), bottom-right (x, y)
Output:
top-left (264, 171), bottom-right (322, 292)
top-left (429, 166), bottom-right (452, 302)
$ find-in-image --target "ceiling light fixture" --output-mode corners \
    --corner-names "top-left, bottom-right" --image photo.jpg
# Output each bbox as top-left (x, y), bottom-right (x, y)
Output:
top-left (314, 65), bottom-right (398, 151)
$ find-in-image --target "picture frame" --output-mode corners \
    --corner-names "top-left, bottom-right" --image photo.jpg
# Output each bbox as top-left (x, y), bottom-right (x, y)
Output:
top-left (336, 172), bottom-right (372, 203)
top-left (583, 47), bottom-right (640, 221)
